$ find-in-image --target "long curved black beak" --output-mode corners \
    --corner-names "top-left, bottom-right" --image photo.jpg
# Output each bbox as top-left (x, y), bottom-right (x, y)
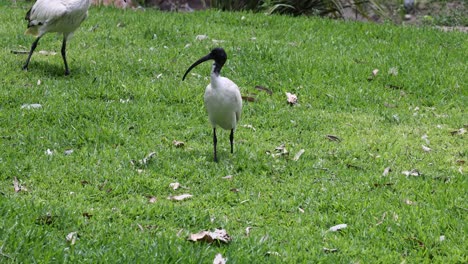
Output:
top-left (182, 53), bottom-right (214, 81)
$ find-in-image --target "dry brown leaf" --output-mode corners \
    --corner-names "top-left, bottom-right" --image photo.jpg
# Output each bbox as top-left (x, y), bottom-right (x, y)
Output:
top-left (382, 167), bottom-right (392, 176)
top-left (13, 177), bottom-right (21, 193)
top-left (230, 188), bottom-right (239, 193)
top-left (213, 253), bottom-right (227, 264)
top-left (326, 135), bottom-right (341, 142)
top-left (456, 159), bottom-right (465, 165)
top-left (173, 140), bottom-right (185, 148)
top-left (255, 85), bottom-right (273, 95)
top-left (188, 229), bottom-right (231, 243)
top-left (169, 182), bottom-right (180, 190)
top-left (241, 95), bottom-right (256, 102)
top-left (293, 149), bottom-right (305, 161)
top-left (167, 194), bottom-right (192, 201)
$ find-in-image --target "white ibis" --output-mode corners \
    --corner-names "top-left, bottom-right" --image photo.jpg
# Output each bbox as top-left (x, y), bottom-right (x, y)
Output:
top-left (182, 48), bottom-right (242, 162)
top-left (22, 0), bottom-right (91, 75)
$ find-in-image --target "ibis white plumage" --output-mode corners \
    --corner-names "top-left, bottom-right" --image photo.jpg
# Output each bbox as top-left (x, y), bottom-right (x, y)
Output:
top-left (22, 0), bottom-right (91, 75)
top-left (183, 48), bottom-right (242, 162)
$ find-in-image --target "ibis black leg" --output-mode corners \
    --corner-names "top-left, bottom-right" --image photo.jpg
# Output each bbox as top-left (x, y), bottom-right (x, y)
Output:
top-left (23, 36), bottom-right (41, 71)
top-left (61, 36), bottom-right (70, 75)
top-left (213, 128), bottom-right (218, 162)
top-left (230, 129), bottom-right (234, 154)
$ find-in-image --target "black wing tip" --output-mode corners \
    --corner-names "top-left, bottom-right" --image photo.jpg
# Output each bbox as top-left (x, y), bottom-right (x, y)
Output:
top-left (25, 8), bottom-right (32, 21)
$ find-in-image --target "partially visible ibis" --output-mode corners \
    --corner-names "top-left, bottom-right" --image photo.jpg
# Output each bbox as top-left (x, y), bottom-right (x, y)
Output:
top-left (183, 48), bottom-right (242, 162)
top-left (22, 0), bottom-right (91, 75)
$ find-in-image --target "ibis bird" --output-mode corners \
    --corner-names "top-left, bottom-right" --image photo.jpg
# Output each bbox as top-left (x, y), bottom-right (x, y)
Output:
top-left (22, 0), bottom-right (91, 75)
top-left (182, 48), bottom-right (242, 162)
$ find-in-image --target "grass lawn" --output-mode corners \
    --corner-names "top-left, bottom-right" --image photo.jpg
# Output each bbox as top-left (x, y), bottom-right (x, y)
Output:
top-left (0, 1), bottom-right (467, 263)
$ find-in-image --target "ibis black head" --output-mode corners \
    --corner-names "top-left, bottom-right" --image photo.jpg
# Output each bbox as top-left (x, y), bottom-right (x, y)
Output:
top-left (182, 47), bottom-right (227, 81)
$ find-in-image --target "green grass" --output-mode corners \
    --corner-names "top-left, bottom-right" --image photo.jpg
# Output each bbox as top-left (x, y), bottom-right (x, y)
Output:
top-left (1, 2), bottom-right (467, 263)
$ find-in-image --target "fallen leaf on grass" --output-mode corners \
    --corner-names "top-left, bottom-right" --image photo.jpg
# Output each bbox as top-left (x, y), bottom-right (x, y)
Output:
top-left (325, 135), bottom-right (341, 142)
top-left (286, 92), bottom-right (298, 105)
top-left (329, 224), bottom-right (347, 232)
top-left (245, 227), bottom-right (252, 236)
top-left (241, 124), bottom-right (256, 131)
top-left (213, 253), bottom-right (227, 264)
top-left (382, 167), bottom-right (392, 176)
top-left (11, 50), bottom-right (29, 54)
top-left (323, 247), bottom-right (338, 253)
top-left (268, 143), bottom-right (288, 157)
top-left (66, 232), bottom-right (78, 245)
top-left (293, 149), bottom-right (305, 161)
top-left (421, 134), bottom-right (430, 144)
top-left (82, 212), bottom-right (92, 219)
top-left (169, 182), bottom-right (180, 190)
top-left (241, 95), bottom-right (256, 102)
top-left (188, 229), bottom-right (231, 243)
top-left (21, 104), bottom-right (42, 109)
top-left (173, 140), bottom-right (184, 148)
top-left (13, 177), bottom-right (21, 192)
top-left (255, 85), bottom-right (273, 95)
top-left (367, 69), bottom-right (379, 81)
top-left (38, 50), bottom-right (57, 56)
top-left (450, 128), bottom-right (466, 135)
top-left (45, 149), bottom-right (54, 156)
top-left (148, 196), bottom-right (157, 203)
top-left (230, 188), bottom-right (239, 192)
top-left (375, 211), bottom-right (387, 225)
top-left (388, 67), bottom-right (398, 76)
top-left (168, 194), bottom-right (192, 201)
top-left (222, 175), bottom-right (233, 180)
top-left (195, 35), bottom-right (208, 41)
top-left (131, 152), bottom-right (157, 167)
top-left (212, 39), bottom-right (225, 44)
top-left (422, 145), bottom-right (431, 152)
top-left (402, 169), bottom-right (421, 177)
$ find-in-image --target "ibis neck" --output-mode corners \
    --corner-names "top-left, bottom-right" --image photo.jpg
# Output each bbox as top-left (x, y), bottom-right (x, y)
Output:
top-left (212, 62), bottom-right (223, 78)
